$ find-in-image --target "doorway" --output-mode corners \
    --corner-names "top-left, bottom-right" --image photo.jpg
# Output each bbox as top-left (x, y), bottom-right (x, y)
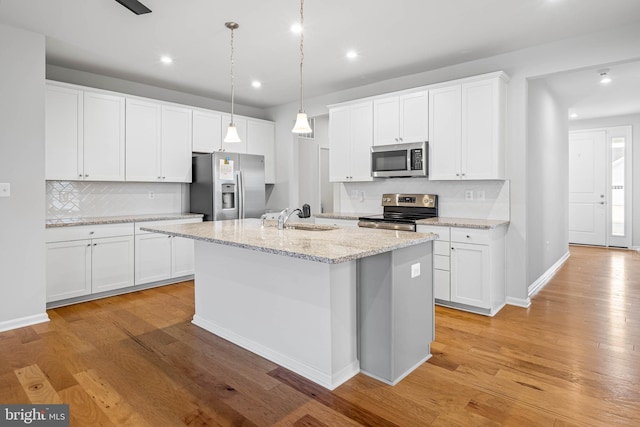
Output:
top-left (568, 126), bottom-right (633, 247)
top-left (297, 115), bottom-right (333, 215)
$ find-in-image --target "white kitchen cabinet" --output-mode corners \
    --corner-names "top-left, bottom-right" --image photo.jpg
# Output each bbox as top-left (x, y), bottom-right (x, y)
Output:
top-left (125, 98), bottom-right (162, 181)
top-left (192, 108), bottom-right (222, 153)
top-left (45, 84), bottom-right (83, 180)
top-left (45, 224), bottom-right (135, 303)
top-left (417, 224), bottom-right (506, 316)
top-left (329, 101), bottom-right (373, 182)
top-left (125, 99), bottom-right (192, 183)
top-left (83, 91), bottom-right (126, 181)
top-left (373, 91), bottom-right (428, 146)
top-left (134, 218), bottom-right (201, 285)
top-left (247, 119), bottom-right (276, 184)
top-left (220, 114), bottom-right (248, 153)
top-left (161, 104), bottom-right (193, 182)
top-left (45, 83), bottom-right (125, 181)
top-left (429, 73), bottom-right (507, 180)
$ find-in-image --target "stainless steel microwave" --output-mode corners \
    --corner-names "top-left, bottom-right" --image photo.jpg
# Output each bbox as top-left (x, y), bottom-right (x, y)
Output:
top-left (371, 141), bottom-right (428, 178)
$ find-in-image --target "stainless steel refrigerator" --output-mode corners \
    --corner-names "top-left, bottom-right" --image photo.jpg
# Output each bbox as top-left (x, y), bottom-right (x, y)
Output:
top-left (190, 153), bottom-right (266, 221)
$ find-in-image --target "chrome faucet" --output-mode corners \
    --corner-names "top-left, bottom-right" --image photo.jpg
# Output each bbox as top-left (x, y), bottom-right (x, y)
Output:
top-left (277, 208), bottom-right (289, 230)
top-left (260, 214), bottom-right (268, 226)
top-left (283, 209), bottom-right (302, 229)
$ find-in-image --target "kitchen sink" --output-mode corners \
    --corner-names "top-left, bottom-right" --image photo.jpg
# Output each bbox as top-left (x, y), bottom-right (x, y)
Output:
top-left (284, 224), bottom-right (339, 231)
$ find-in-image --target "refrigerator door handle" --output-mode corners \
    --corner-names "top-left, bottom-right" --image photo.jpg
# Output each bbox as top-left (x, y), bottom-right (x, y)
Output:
top-left (237, 170), bottom-right (245, 219)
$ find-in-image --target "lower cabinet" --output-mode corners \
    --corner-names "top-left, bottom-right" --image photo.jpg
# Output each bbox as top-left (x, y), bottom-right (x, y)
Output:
top-left (45, 218), bottom-right (201, 305)
top-left (45, 224), bottom-right (135, 303)
top-left (417, 224), bottom-right (506, 316)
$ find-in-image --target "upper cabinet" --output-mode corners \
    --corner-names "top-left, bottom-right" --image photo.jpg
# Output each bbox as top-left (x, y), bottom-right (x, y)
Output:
top-left (46, 84), bottom-right (125, 181)
top-left (329, 101), bottom-right (373, 182)
top-left (429, 73), bottom-right (508, 180)
top-left (373, 91), bottom-right (428, 146)
top-left (192, 109), bottom-right (222, 153)
top-left (125, 99), bottom-right (192, 183)
top-left (247, 120), bottom-right (276, 184)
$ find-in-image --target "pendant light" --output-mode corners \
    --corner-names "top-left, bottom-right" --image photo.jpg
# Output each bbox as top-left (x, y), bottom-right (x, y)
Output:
top-left (224, 21), bottom-right (241, 143)
top-left (292, 0), bottom-right (312, 134)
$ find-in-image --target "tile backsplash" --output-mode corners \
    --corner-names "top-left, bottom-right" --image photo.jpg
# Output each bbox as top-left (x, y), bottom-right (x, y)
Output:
top-left (46, 181), bottom-right (189, 219)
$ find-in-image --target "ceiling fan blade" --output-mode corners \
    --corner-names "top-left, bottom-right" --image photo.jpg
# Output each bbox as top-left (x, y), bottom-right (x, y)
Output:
top-left (115, 0), bottom-right (152, 15)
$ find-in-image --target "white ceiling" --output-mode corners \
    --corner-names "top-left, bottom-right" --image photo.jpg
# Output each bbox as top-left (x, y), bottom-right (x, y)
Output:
top-left (2, 0), bottom-right (640, 109)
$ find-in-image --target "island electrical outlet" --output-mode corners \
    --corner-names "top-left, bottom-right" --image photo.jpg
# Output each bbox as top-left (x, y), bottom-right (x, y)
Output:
top-left (411, 263), bottom-right (421, 278)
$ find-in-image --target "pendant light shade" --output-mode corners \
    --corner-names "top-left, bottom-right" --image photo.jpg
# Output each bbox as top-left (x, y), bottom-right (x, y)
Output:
top-left (292, 0), bottom-right (312, 134)
top-left (224, 21), bottom-right (241, 143)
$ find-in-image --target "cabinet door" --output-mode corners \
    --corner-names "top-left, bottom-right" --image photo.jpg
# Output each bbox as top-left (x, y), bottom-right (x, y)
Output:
top-left (172, 236), bottom-right (195, 277)
top-left (92, 235), bottom-right (135, 293)
top-left (461, 79), bottom-right (503, 179)
top-left (45, 85), bottom-right (83, 180)
top-left (247, 120), bottom-right (276, 184)
top-left (433, 269), bottom-right (451, 301)
top-left (46, 240), bottom-right (92, 302)
top-left (135, 233), bottom-right (172, 285)
top-left (349, 101), bottom-right (374, 181)
top-left (329, 106), bottom-right (351, 182)
top-left (220, 114), bottom-right (248, 153)
top-left (400, 91), bottom-right (429, 143)
top-left (450, 242), bottom-right (491, 308)
top-left (161, 105), bottom-right (193, 182)
top-left (428, 85), bottom-right (462, 180)
top-left (125, 98), bottom-right (161, 182)
top-left (83, 91), bottom-right (126, 181)
top-left (373, 96), bottom-right (399, 146)
top-left (192, 109), bottom-right (222, 153)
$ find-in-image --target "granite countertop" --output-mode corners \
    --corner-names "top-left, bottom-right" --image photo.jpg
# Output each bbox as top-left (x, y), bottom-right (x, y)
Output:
top-left (416, 217), bottom-right (510, 229)
top-left (45, 213), bottom-right (204, 228)
top-left (142, 219), bottom-right (437, 264)
top-left (314, 212), bottom-right (376, 220)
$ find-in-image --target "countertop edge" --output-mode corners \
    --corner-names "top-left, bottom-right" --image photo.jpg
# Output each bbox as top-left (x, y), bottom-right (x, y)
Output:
top-left (46, 213), bottom-right (204, 228)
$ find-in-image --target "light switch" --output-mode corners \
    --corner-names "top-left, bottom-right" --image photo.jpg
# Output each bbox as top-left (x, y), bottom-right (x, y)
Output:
top-left (0, 183), bottom-right (10, 197)
top-left (411, 263), bottom-right (421, 278)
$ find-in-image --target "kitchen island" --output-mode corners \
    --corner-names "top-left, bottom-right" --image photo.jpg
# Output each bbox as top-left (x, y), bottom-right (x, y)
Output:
top-left (142, 219), bottom-right (437, 389)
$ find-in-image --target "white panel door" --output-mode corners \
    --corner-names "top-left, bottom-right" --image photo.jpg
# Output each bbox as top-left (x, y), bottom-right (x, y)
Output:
top-left (450, 242), bottom-right (490, 309)
top-left (125, 98), bottom-right (161, 181)
top-left (399, 91), bottom-right (429, 143)
top-left (247, 120), bottom-right (276, 184)
top-left (569, 131), bottom-right (606, 245)
top-left (135, 233), bottom-right (172, 285)
top-left (92, 235), bottom-right (135, 293)
top-left (45, 84), bottom-right (83, 180)
top-left (83, 91), bottom-right (125, 181)
top-left (161, 105), bottom-right (193, 182)
top-left (192, 109), bottom-right (222, 153)
top-left (429, 85), bottom-right (462, 180)
top-left (373, 96), bottom-right (399, 146)
top-left (329, 106), bottom-right (351, 181)
top-left (349, 102), bottom-right (374, 181)
top-left (172, 236), bottom-right (195, 277)
top-left (46, 240), bottom-right (92, 302)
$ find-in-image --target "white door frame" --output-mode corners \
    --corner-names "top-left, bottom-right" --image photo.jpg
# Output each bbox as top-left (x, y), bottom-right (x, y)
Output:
top-left (568, 125), bottom-right (633, 248)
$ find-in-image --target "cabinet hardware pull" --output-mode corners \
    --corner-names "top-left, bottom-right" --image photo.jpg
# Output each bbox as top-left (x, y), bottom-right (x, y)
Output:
top-left (87, 244), bottom-right (91, 247)
top-left (85, 174), bottom-right (89, 177)
top-left (466, 235), bottom-right (470, 238)
top-left (78, 174), bottom-right (83, 178)
top-left (93, 243), bottom-right (97, 246)
top-left (89, 231), bottom-right (94, 235)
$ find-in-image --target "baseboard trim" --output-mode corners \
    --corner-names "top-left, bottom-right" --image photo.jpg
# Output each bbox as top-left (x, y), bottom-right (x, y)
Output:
top-left (506, 296), bottom-right (531, 308)
top-left (528, 251), bottom-right (570, 298)
top-left (0, 313), bottom-right (50, 333)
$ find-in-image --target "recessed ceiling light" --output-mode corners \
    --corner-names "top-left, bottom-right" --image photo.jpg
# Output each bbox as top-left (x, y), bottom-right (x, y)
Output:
top-left (252, 81), bottom-right (262, 88)
top-left (598, 69), bottom-right (612, 84)
top-left (346, 50), bottom-right (358, 59)
top-left (570, 113), bottom-right (578, 118)
top-left (290, 23), bottom-right (303, 34)
top-left (160, 55), bottom-right (173, 64)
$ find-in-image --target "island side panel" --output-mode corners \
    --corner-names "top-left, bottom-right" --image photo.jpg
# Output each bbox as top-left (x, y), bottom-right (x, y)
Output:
top-left (192, 240), bottom-right (359, 390)
top-left (358, 242), bottom-right (434, 385)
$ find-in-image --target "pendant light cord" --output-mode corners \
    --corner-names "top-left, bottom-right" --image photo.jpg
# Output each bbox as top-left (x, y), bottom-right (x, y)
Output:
top-left (229, 25), bottom-right (235, 124)
top-left (299, 0), bottom-right (305, 113)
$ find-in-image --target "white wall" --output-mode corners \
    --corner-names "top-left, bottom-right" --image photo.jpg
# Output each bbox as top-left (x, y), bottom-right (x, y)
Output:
top-left (266, 22), bottom-right (640, 305)
top-left (0, 25), bottom-right (48, 331)
top-left (526, 79), bottom-right (569, 287)
top-left (569, 114), bottom-right (640, 247)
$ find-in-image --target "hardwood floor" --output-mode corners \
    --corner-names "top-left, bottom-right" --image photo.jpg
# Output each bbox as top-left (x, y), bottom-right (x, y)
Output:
top-left (1, 245), bottom-right (639, 426)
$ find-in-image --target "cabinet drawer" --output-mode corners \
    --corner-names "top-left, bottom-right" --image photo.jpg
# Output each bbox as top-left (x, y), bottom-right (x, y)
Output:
top-left (434, 254), bottom-right (450, 271)
top-left (135, 218), bottom-right (202, 234)
top-left (46, 223), bottom-right (134, 242)
top-left (433, 241), bottom-right (450, 256)
top-left (417, 225), bottom-right (450, 240)
top-left (450, 227), bottom-right (490, 245)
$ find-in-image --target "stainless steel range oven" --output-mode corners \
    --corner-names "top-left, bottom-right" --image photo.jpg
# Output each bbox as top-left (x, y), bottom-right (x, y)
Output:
top-left (358, 193), bottom-right (438, 232)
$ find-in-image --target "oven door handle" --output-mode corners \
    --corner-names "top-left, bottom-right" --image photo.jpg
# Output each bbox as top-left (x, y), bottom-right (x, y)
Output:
top-left (358, 221), bottom-right (416, 232)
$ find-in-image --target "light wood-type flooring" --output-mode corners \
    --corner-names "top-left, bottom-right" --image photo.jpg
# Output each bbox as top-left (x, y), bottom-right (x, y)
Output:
top-left (1, 245), bottom-right (639, 426)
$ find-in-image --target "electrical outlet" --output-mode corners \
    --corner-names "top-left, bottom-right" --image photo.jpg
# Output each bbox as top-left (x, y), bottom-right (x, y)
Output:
top-left (465, 190), bottom-right (474, 201)
top-left (476, 190), bottom-right (485, 201)
top-left (411, 263), bottom-right (421, 278)
top-left (0, 183), bottom-right (10, 198)
top-left (148, 191), bottom-right (155, 200)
